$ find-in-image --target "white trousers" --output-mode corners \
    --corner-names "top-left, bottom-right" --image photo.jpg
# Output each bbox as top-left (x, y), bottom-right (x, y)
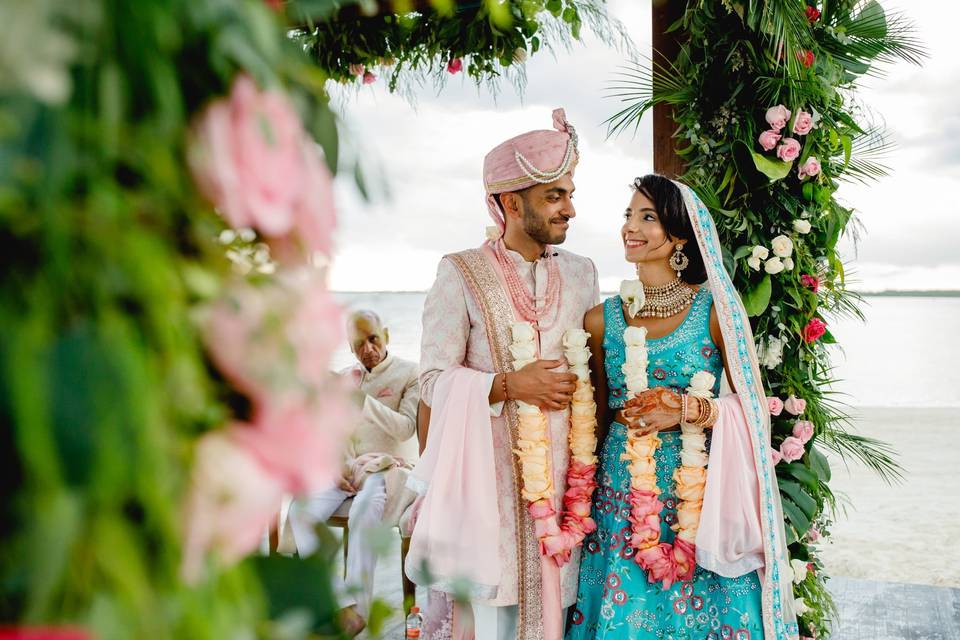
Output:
top-left (472, 603), bottom-right (518, 640)
top-left (287, 472), bottom-right (387, 618)
top-left (472, 604), bottom-right (569, 640)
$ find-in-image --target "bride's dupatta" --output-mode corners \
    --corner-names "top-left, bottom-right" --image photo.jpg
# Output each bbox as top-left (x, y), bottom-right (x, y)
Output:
top-left (675, 182), bottom-right (800, 640)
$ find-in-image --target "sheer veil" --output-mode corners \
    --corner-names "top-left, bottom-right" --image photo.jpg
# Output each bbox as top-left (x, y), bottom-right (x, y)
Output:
top-left (674, 181), bottom-right (800, 640)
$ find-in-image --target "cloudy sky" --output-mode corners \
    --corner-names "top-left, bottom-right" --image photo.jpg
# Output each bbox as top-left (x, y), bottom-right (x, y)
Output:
top-left (327, 0), bottom-right (959, 292)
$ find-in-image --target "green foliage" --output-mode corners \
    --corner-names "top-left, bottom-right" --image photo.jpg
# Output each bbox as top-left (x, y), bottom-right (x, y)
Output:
top-left (604, 1), bottom-right (924, 636)
top-left (0, 0), bottom-right (350, 637)
top-left (293, 0), bottom-right (631, 95)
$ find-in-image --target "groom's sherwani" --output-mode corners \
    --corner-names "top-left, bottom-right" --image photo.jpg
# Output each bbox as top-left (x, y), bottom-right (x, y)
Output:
top-left (418, 245), bottom-right (599, 617)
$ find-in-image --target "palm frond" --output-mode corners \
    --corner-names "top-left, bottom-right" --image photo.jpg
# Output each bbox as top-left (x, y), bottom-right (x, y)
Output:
top-left (826, 1), bottom-right (927, 71)
top-left (820, 427), bottom-right (904, 484)
top-left (603, 55), bottom-right (693, 138)
top-left (751, 0), bottom-right (814, 82)
top-left (835, 124), bottom-right (895, 183)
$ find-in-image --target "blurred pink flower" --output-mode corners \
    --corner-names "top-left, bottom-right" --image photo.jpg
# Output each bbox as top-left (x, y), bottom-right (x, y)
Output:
top-left (204, 269), bottom-right (343, 404)
top-left (792, 110), bottom-right (814, 135)
top-left (236, 388), bottom-right (355, 495)
top-left (447, 58), bottom-right (463, 74)
top-left (770, 448), bottom-right (783, 465)
top-left (188, 75), bottom-right (337, 260)
top-left (758, 130), bottom-right (782, 151)
top-left (180, 428), bottom-right (285, 582)
top-left (793, 420), bottom-right (815, 444)
top-left (777, 138), bottom-right (802, 162)
top-left (798, 49), bottom-right (816, 68)
top-left (362, 71), bottom-right (377, 84)
top-left (807, 526), bottom-right (821, 542)
top-left (767, 396), bottom-right (785, 416)
top-left (798, 156), bottom-right (821, 179)
top-left (765, 105), bottom-right (791, 131)
top-left (780, 436), bottom-right (805, 462)
top-left (784, 394), bottom-right (807, 415)
top-left (348, 63), bottom-right (365, 76)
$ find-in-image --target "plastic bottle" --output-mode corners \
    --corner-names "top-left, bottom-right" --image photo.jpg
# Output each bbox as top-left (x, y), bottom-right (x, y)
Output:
top-left (405, 605), bottom-right (423, 638)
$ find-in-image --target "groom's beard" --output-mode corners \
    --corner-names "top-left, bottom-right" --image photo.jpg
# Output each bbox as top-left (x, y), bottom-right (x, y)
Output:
top-left (521, 203), bottom-right (568, 246)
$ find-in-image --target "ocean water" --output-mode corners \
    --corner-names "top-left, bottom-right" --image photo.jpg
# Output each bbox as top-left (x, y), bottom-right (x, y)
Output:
top-left (332, 293), bottom-right (960, 408)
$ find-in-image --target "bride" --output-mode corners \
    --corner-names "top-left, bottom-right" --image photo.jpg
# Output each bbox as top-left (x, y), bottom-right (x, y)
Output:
top-left (565, 175), bottom-right (799, 639)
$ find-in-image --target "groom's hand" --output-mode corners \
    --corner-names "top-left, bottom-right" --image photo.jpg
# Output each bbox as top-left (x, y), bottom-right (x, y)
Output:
top-left (509, 359), bottom-right (578, 411)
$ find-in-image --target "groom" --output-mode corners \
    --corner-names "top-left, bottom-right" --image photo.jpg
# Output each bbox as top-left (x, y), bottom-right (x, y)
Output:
top-left (407, 109), bottom-right (599, 639)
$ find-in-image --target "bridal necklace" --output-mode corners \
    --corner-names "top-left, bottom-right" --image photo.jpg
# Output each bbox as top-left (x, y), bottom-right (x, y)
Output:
top-left (636, 274), bottom-right (695, 319)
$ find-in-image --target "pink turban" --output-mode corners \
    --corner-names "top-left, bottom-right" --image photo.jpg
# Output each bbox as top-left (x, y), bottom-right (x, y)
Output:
top-left (482, 108), bottom-right (579, 234)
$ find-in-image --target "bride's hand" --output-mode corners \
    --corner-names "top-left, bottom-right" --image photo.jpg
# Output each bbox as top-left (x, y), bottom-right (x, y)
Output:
top-left (622, 388), bottom-right (683, 435)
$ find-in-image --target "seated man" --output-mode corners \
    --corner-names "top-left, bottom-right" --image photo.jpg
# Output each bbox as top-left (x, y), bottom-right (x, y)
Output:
top-left (286, 309), bottom-right (419, 635)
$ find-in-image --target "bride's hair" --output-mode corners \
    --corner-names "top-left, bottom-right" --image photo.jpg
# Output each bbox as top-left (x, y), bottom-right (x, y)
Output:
top-left (631, 174), bottom-right (707, 285)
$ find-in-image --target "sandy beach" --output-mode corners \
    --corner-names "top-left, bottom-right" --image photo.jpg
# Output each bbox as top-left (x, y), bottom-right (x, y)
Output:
top-left (818, 407), bottom-right (960, 588)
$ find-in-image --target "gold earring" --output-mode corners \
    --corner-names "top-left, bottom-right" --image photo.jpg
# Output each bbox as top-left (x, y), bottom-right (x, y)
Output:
top-left (668, 243), bottom-right (689, 277)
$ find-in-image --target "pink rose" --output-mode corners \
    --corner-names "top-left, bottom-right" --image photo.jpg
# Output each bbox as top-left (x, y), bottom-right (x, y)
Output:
top-left (777, 138), bottom-right (802, 162)
top-left (348, 63), bottom-right (365, 77)
top-left (798, 49), bottom-right (816, 68)
top-left (188, 75), bottom-right (337, 259)
top-left (181, 429), bottom-right (285, 582)
top-left (758, 129), bottom-right (782, 151)
top-left (780, 436), bottom-right (805, 462)
top-left (803, 317), bottom-right (827, 343)
top-left (792, 420), bottom-right (815, 444)
top-left (770, 448), bottom-right (783, 465)
top-left (765, 105), bottom-right (792, 131)
top-left (784, 394), bottom-right (807, 416)
top-left (768, 396), bottom-right (784, 416)
top-left (446, 58), bottom-right (463, 74)
top-left (204, 269), bottom-right (344, 405)
top-left (801, 274), bottom-right (820, 292)
top-left (798, 156), bottom-right (821, 179)
top-left (673, 538), bottom-right (696, 582)
top-left (807, 526), bottom-right (821, 542)
top-left (792, 110), bottom-right (814, 135)
top-left (636, 543), bottom-right (677, 588)
top-left (362, 71), bottom-right (377, 84)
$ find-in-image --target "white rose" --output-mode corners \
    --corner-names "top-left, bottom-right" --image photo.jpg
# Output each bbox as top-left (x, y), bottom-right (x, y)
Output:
top-left (625, 373), bottom-right (648, 394)
top-left (783, 257), bottom-right (794, 270)
top-left (624, 345), bottom-right (648, 367)
top-left (516, 401), bottom-right (540, 415)
top-left (510, 322), bottom-right (536, 343)
top-left (764, 256), bottom-right (785, 274)
top-left (680, 432), bottom-right (707, 450)
top-left (680, 449), bottom-right (709, 467)
top-left (565, 348), bottom-right (590, 366)
top-left (623, 325), bottom-right (648, 346)
top-left (759, 335), bottom-right (784, 369)
top-left (794, 597), bottom-right (811, 616)
top-left (687, 371), bottom-right (716, 398)
top-left (509, 341), bottom-right (537, 361)
top-left (562, 328), bottom-right (590, 350)
top-left (793, 219), bottom-right (812, 234)
top-left (791, 558), bottom-right (809, 584)
top-left (751, 245), bottom-right (770, 260)
top-left (620, 279), bottom-right (645, 319)
top-left (771, 234), bottom-right (793, 258)
top-left (570, 364), bottom-right (590, 381)
top-left (747, 256), bottom-right (762, 271)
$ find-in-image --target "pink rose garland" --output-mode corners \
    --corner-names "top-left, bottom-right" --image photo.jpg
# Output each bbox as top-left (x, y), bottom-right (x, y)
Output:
top-left (189, 74), bottom-right (337, 261)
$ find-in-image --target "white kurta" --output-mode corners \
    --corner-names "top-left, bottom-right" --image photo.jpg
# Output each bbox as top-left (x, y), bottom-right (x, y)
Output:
top-left (419, 246), bottom-right (599, 608)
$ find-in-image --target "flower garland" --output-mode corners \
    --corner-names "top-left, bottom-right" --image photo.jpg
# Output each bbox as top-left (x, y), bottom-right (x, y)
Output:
top-left (620, 321), bottom-right (715, 588)
top-left (510, 322), bottom-right (599, 567)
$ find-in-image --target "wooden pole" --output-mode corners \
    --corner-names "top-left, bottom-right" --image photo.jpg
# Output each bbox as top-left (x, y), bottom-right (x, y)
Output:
top-left (652, 0), bottom-right (686, 178)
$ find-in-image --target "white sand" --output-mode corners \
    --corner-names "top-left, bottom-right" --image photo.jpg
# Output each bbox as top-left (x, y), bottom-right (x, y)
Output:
top-left (817, 407), bottom-right (960, 587)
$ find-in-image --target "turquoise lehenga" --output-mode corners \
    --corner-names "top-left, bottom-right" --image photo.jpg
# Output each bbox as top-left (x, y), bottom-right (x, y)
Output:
top-left (566, 290), bottom-right (764, 640)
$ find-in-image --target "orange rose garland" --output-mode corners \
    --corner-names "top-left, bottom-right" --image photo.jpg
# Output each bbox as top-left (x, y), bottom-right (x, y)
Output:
top-left (510, 323), bottom-right (599, 567)
top-left (621, 319), bottom-right (715, 588)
